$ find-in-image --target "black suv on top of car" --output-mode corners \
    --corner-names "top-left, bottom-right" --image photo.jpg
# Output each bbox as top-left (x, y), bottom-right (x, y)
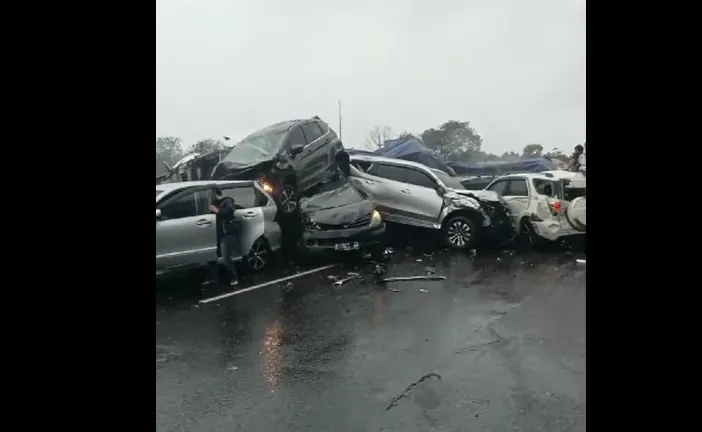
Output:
top-left (211, 117), bottom-right (347, 215)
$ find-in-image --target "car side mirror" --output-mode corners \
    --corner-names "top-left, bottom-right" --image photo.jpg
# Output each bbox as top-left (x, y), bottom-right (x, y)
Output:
top-left (290, 144), bottom-right (305, 156)
top-left (156, 209), bottom-right (162, 219)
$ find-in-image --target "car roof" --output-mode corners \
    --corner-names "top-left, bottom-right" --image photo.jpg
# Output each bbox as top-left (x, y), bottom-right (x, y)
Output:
top-left (350, 154), bottom-right (429, 170)
top-left (156, 180), bottom-right (253, 195)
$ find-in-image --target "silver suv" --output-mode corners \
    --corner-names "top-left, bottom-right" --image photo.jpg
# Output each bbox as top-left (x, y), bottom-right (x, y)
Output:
top-left (156, 180), bottom-right (282, 276)
top-left (347, 155), bottom-right (514, 249)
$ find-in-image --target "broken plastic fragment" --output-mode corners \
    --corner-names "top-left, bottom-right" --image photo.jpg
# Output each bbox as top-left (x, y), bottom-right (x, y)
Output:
top-left (420, 289), bottom-right (429, 293)
top-left (576, 259), bottom-right (586, 264)
top-left (333, 275), bottom-right (358, 286)
top-left (388, 287), bottom-right (400, 292)
top-left (226, 366), bottom-right (239, 372)
top-left (424, 266), bottom-right (436, 275)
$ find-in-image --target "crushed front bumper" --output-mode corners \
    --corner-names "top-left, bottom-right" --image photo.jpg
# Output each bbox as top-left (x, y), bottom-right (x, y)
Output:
top-left (300, 223), bottom-right (386, 253)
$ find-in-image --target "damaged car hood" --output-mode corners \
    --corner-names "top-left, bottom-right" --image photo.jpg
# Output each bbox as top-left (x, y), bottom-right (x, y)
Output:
top-left (301, 182), bottom-right (374, 225)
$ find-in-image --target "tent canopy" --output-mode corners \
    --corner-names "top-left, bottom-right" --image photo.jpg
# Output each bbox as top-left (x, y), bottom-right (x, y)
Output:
top-left (374, 138), bottom-right (455, 175)
top-left (448, 158), bottom-right (556, 176)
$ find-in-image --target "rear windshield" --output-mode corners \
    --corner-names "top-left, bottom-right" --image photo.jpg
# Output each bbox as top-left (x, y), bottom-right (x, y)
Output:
top-left (532, 179), bottom-right (563, 198)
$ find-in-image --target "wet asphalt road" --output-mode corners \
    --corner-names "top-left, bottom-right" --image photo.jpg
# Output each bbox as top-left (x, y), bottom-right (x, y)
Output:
top-left (156, 232), bottom-right (586, 432)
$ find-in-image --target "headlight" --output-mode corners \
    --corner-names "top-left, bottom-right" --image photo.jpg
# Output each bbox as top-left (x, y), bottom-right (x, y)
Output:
top-left (261, 182), bottom-right (273, 193)
top-left (303, 215), bottom-right (321, 230)
top-left (369, 209), bottom-right (382, 226)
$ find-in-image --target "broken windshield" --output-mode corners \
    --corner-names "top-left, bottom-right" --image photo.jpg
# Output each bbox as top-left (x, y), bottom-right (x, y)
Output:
top-left (222, 130), bottom-right (287, 166)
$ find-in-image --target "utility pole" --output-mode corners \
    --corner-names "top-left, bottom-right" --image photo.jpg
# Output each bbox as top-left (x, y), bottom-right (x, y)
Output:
top-left (338, 99), bottom-right (343, 140)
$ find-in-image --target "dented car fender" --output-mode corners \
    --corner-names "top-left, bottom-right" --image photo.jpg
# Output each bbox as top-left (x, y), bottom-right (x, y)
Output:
top-left (438, 194), bottom-right (491, 227)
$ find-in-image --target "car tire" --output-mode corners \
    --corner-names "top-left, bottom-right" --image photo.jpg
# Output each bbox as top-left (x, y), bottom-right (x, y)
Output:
top-left (245, 237), bottom-right (271, 272)
top-left (443, 215), bottom-right (477, 250)
top-left (518, 219), bottom-right (542, 249)
top-left (278, 184), bottom-right (299, 215)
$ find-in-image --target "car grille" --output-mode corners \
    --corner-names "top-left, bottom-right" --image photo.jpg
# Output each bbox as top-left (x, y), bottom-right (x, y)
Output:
top-left (318, 214), bottom-right (372, 230)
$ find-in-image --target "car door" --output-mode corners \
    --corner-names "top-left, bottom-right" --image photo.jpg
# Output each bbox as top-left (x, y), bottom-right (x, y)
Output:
top-left (156, 188), bottom-right (217, 270)
top-left (219, 184), bottom-right (266, 260)
top-left (358, 163), bottom-right (408, 223)
top-left (396, 167), bottom-right (444, 227)
top-left (486, 179), bottom-right (516, 225)
top-left (299, 121), bottom-right (329, 190)
top-left (501, 178), bottom-right (531, 225)
top-left (286, 126), bottom-right (309, 190)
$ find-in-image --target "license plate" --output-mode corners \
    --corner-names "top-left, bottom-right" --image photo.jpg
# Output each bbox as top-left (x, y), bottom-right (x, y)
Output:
top-left (334, 242), bottom-right (359, 251)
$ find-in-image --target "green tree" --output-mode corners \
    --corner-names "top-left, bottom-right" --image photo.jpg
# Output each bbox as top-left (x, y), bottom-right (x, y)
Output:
top-left (187, 138), bottom-right (226, 154)
top-left (521, 144), bottom-right (544, 158)
top-left (156, 136), bottom-right (183, 173)
top-left (420, 120), bottom-right (483, 160)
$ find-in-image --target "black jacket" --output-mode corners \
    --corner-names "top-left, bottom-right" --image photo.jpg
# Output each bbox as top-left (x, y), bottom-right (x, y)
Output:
top-left (216, 196), bottom-right (239, 238)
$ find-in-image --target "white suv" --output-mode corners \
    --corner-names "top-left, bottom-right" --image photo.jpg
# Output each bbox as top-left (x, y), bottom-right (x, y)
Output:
top-left (484, 172), bottom-right (586, 244)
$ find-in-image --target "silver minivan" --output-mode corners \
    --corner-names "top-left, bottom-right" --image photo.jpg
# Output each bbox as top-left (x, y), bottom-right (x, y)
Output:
top-left (156, 180), bottom-right (282, 276)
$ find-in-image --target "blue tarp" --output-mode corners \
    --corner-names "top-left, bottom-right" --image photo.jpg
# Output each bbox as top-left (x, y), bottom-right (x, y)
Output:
top-left (448, 158), bottom-right (556, 176)
top-left (373, 138), bottom-right (455, 175)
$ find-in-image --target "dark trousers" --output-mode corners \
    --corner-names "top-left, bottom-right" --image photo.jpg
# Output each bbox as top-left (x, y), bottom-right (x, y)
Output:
top-left (209, 234), bottom-right (238, 282)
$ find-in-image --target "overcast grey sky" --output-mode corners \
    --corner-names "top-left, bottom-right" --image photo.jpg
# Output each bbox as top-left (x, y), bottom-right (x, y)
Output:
top-left (156, 0), bottom-right (585, 154)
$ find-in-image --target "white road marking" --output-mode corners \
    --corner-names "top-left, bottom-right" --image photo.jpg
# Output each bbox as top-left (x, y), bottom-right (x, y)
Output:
top-left (199, 264), bottom-right (338, 304)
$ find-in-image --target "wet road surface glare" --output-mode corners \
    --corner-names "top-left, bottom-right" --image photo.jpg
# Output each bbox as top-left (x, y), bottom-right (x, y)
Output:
top-left (156, 232), bottom-right (585, 432)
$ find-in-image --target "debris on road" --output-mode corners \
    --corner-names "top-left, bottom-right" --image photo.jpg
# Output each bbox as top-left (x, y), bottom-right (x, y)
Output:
top-left (386, 372), bottom-right (442, 411)
top-left (226, 365), bottom-right (239, 372)
top-left (424, 266), bottom-right (436, 275)
top-left (388, 287), bottom-right (400, 293)
top-left (376, 275), bottom-right (447, 284)
top-left (333, 274), bottom-right (361, 286)
top-left (576, 259), bottom-right (586, 264)
top-left (419, 289), bottom-right (429, 293)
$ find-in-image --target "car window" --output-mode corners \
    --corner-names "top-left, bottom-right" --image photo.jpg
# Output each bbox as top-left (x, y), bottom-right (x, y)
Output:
top-left (288, 127), bottom-right (306, 147)
top-left (352, 161), bottom-right (372, 172)
top-left (221, 186), bottom-right (256, 209)
top-left (486, 180), bottom-right (508, 195)
top-left (160, 192), bottom-right (198, 219)
top-left (302, 122), bottom-right (324, 144)
top-left (404, 169), bottom-right (437, 188)
top-left (195, 191), bottom-right (211, 214)
top-left (533, 179), bottom-right (556, 197)
top-left (564, 187), bottom-right (586, 201)
top-left (156, 190), bottom-right (163, 197)
top-left (367, 164), bottom-right (407, 182)
top-left (505, 179), bottom-right (529, 196)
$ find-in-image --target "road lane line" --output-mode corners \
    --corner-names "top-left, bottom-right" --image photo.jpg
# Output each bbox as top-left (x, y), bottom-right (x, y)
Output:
top-left (199, 264), bottom-right (338, 304)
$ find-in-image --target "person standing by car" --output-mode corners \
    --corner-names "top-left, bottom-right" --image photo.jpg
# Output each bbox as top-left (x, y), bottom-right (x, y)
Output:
top-left (208, 188), bottom-right (239, 286)
top-left (568, 144), bottom-right (584, 172)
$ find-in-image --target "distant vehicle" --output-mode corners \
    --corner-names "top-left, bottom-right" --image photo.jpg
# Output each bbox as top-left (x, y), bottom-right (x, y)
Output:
top-left (156, 180), bottom-right (282, 276)
top-left (299, 179), bottom-right (386, 258)
top-left (210, 117), bottom-right (347, 215)
top-left (484, 172), bottom-right (585, 245)
top-left (348, 155), bottom-right (514, 250)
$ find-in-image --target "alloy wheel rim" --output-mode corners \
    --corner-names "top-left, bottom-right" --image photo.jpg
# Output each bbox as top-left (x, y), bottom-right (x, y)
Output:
top-left (448, 221), bottom-right (471, 247)
top-left (280, 187), bottom-right (297, 213)
top-left (247, 239), bottom-right (268, 270)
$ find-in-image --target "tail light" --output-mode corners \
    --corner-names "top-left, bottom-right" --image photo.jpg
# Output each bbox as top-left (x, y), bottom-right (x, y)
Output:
top-left (548, 200), bottom-right (562, 217)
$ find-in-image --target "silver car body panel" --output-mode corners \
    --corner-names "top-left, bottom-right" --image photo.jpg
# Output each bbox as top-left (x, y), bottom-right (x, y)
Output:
top-left (156, 180), bottom-right (282, 274)
top-left (348, 155), bottom-right (488, 230)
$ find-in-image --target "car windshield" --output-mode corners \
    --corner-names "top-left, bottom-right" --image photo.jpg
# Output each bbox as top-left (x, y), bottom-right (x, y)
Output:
top-left (222, 128), bottom-right (288, 166)
top-left (431, 169), bottom-right (465, 189)
top-left (302, 180), bottom-right (366, 210)
top-left (156, 190), bottom-right (163, 197)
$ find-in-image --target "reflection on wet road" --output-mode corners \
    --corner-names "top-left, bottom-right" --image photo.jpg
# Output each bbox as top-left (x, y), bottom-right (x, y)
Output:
top-left (156, 242), bottom-right (585, 432)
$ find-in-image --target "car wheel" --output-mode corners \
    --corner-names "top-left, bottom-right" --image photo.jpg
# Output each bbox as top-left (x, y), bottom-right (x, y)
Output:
top-left (279, 185), bottom-right (298, 214)
top-left (443, 216), bottom-right (476, 250)
top-left (245, 237), bottom-right (270, 272)
top-left (518, 219), bottom-right (541, 249)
